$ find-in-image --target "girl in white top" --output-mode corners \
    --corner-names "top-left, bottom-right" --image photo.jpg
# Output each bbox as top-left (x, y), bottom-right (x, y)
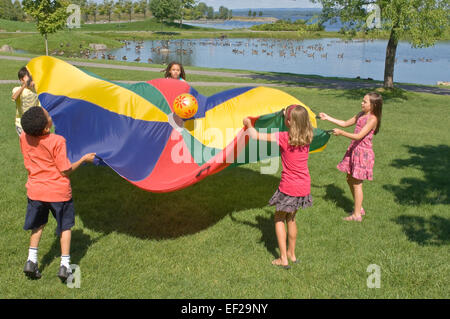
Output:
top-left (11, 67), bottom-right (41, 136)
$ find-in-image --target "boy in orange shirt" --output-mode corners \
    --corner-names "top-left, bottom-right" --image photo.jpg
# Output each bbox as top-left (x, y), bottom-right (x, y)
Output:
top-left (19, 106), bottom-right (95, 281)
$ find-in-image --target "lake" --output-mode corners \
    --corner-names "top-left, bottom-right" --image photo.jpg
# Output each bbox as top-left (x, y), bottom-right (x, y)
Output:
top-left (91, 38), bottom-right (450, 85)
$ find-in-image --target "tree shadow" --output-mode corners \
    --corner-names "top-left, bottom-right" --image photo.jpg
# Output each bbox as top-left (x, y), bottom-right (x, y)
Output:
top-left (71, 165), bottom-right (279, 240)
top-left (336, 87), bottom-right (409, 102)
top-left (153, 31), bottom-right (181, 36)
top-left (318, 183), bottom-right (353, 213)
top-left (230, 210), bottom-right (278, 258)
top-left (40, 229), bottom-right (99, 272)
top-left (393, 215), bottom-right (450, 246)
top-left (383, 145), bottom-right (449, 205)
top-left (245, 72), bottom-right (448, 97)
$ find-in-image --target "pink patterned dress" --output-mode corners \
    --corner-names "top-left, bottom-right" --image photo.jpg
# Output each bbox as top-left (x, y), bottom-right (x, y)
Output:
top-left (337, 113), bottom-right (375, 180)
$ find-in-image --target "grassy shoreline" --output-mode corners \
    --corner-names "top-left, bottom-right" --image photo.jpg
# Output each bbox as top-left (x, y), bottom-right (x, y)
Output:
top-left (2, 52), bottom-right (449, 90)
top-left (1, 52), bottom-right (449, 91)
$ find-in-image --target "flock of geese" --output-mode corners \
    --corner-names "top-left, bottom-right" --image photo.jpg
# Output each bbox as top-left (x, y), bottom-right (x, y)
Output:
top-left (81, 38), bottom-right (434, 65)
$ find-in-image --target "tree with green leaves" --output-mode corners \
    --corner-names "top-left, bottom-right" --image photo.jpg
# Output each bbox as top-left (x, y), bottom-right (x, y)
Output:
top-left (195, 1), bottom-right (207, 18)
top-left (179, 0), bottom-right (196, 28)
top-left (123, 0), bottom-right (133, 22)
top-left (22, 0), bottom-right (69, 56)
top-left (312, 0), bottom-right (450, 88)
top-left (0, 0), bottom-right (19, 20)
top-left (113, 0), bottom-right (126, 21)
top-left (101, 0), bottom-right (113, 23)
top-left (149, 0), bottom-right (181, 30)
top-left (134, 0), bottom-right (148, 19)
top-left (87, 0), bottom-right (98, 23)
top-left (218, 6), bottom-right (228, 19)
top-left (206, 5), bottom-right (213, 19)
top-left (13, 0), bottom-right (24, 20)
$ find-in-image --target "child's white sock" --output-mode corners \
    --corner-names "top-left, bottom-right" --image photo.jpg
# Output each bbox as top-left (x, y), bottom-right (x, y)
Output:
top-left (28, 247), bottom-right (38, 263)
top-left (61, 255), bottom-right (71, 269)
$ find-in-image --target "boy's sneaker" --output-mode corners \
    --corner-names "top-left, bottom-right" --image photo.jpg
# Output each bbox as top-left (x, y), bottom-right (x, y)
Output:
top-left (23, 260), bottom-right (42, 279)
top-left (57, 265), bottom-right (72, 283)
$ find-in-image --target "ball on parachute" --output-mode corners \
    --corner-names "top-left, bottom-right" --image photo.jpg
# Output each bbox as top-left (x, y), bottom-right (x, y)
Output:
top-left (173, 93), bottom-right (198, 119)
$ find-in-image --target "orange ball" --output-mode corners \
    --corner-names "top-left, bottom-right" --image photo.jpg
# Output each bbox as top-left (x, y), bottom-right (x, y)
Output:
top-left (173, 93), bottom-right (198, 119)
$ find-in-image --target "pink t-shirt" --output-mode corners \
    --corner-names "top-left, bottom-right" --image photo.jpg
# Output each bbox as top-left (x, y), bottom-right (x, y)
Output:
top-left (276, 131), bottom-right (311, 197)
top-left (20, 133), bottom-right (73, 202)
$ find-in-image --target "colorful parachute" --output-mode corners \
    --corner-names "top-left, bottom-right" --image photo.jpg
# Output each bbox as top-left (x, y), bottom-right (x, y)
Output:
top-left (26, 56), bottom-right (330, 193)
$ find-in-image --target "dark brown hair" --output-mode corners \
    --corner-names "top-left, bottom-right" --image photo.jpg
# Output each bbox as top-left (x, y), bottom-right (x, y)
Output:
top-left (367, 92), bottom-right (382, 134)
top-left (164, 61), bottom-right (186, 80)
top-left (18, 66), bottom-right (30, 80)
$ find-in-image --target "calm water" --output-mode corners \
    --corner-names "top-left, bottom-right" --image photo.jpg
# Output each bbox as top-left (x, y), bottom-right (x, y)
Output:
top-left (91, 38), bottom-right (450, 85)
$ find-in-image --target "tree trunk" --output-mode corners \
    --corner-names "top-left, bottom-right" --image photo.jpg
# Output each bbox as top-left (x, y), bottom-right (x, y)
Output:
top-left (44, 34), bottom-right (48, 56)
top-left (384, 28), bottom-right (398, 88)
top-left (179, 12), bottom-right (183, 29)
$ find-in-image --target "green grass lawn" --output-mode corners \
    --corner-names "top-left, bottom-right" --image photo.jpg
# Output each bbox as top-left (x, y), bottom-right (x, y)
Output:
top-left (0, 18), bottom-right (37, 32)
top-left (0, 61), bottom-right (448, 298)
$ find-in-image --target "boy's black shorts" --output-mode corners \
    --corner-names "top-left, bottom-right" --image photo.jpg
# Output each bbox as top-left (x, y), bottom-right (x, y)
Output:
top-left (24, 198), bottom-right (75, 235)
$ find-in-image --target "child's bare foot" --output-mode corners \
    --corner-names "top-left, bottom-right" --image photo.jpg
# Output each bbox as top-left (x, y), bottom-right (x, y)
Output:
top-left (272, 258), bottom-right (290, 269)
top-left (343, 214), bottom-right (362, 222)
top-left (287, 253), bottom-right (299, 264)
top-left (348, 208), bottom-right (365, 215)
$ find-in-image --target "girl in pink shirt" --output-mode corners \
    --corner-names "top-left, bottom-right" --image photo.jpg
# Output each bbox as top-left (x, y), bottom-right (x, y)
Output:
top-left (243, 105), bottom-right (314, 269)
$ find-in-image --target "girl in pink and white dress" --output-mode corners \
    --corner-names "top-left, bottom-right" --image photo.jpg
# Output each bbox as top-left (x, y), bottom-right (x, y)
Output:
top-left (320, 92), bottom-right (383, 222)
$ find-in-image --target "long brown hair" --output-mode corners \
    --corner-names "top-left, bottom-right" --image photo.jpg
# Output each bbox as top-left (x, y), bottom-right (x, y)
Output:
top-left (367, 92), bottom-right (382, 134)
top-left (286, 105), bottom-right (313, 146)
top-left (164, 61), bottom-right (186, 80)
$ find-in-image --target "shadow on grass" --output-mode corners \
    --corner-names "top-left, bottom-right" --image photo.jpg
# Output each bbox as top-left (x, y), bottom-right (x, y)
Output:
top-left (246, 72), bottom-right (448, 96)
top-left (153, 31), bottom-right (181, 36)
top-left (393, 215), bottom-right (450, 246)
top-left (71, 165), bottom-right (278, 240)
top-left (230, 210), bottom-right (278, 259)
top-left (40, 230), bottom-right (100, 273)
top-left (312, 183), bottom-right (353, 213)
top-left (246, 72), bottom-right (386, 90)
top-left (383, 145), bottom-right (449, 206)
top-left (337, 87), bottom-right (409, 102)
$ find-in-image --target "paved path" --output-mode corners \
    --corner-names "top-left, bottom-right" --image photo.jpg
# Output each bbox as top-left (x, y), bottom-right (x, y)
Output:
top-left (2, 55), bottom-right (449, 95)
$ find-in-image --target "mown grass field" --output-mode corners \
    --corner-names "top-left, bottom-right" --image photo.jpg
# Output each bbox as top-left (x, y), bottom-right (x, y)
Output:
top-left (0, 57), bottom-right (448, 299)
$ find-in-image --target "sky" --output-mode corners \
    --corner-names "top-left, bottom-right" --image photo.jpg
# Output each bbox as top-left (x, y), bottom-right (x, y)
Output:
top-left (200, 0), bottom-right (321, 10)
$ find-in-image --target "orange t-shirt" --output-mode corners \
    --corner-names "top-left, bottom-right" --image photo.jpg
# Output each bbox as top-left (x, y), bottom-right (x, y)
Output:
top-left (20, 133), bottom-right (73, 202)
